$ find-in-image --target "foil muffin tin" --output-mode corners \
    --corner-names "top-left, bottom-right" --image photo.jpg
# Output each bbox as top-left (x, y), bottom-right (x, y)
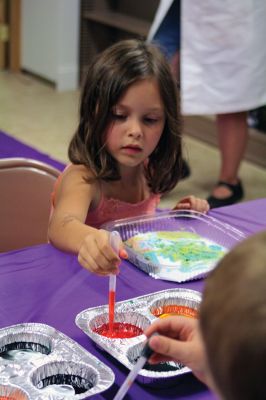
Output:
top-left (0, 323), bottom-right (114, 399)
top-left (103, 210), bottom-right (245, 282)
top-left (76, 288), bottom-right (201, 385)
top-left (0, 384), bottom-right (29, 400)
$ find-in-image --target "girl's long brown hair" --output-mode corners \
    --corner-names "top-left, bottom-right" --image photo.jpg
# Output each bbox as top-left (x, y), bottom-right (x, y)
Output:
top-left (69, 39), bottom-right (182, 194)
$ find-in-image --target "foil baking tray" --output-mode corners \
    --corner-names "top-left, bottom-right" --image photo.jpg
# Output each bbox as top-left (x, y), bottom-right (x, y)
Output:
top-left (103, 210), bottom-right (245, 282)
top-left (0, 322), bottom-right (114, 399)
top-left (76, 288), bottom-right (201, 386)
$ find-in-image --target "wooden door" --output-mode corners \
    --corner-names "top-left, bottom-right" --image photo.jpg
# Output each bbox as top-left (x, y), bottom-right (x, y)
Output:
top-left (9, 0), bottom-right (20, 71)
top-left (0, 0), bottom-right (20, 71)
top-left (0, 0), bottom-right (7, 69)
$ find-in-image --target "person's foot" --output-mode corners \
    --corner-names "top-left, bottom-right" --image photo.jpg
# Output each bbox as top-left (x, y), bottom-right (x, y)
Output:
top-left (207, 180), bottom-right (244, 209)
top-left (180, 159), bottom-right (191, 180)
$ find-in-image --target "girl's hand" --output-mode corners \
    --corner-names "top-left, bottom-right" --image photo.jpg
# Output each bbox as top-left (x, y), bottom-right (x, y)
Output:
top-left (77, 229), bottom-right (128, 276)
top-left (173, 195), bottom-right (210, 213)
top-left (145, 317), bottom-right (208, 385)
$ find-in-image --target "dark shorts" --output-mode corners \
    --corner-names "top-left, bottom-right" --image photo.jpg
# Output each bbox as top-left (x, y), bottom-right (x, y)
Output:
top-left (153, 0), bottom-right (181, 60)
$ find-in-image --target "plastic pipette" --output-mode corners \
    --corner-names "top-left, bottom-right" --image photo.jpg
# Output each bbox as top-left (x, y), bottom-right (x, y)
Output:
top-left (109, 231), bottom-right (121, 331)
top-left (113, 333), bottom-right (157, 400)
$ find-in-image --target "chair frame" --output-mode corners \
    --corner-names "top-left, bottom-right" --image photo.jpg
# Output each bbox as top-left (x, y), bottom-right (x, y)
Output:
top-left (0, 157), bottom-right (61, 252)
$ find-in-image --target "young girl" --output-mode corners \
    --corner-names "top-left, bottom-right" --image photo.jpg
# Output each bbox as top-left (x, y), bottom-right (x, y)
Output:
top-left (48, 39), bottom-right (209, 276)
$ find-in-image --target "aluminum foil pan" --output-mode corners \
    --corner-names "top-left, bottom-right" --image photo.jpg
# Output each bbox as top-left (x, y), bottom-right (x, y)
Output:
top-left (76, 288), bottom-right (201, 386)
top-left (0, 384), bottom-right (29, 400)
top-left (103, 210), bottom-right (245, 282)
top-left (0, 323), bottom-right (114, 399)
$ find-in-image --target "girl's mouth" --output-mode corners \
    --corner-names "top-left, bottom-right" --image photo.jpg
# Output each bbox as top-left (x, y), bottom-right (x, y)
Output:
top-left (121, 146), bottom-right (142, 154)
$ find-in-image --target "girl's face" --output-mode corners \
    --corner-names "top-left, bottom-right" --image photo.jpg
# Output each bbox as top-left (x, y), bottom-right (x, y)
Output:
top-left (105, 78), bottom-right (165, 170)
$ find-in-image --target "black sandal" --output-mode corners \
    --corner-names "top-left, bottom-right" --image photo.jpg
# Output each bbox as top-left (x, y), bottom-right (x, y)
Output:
top-left (207, 180), bottom-right (244, 209)
top-left (180, 159), bottom-right (191, 180)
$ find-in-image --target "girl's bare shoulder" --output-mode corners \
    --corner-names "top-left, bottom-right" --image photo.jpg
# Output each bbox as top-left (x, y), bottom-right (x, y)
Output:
top-left (62, 164), bottom-right (94, 184)
top-left (55, 164), bottom-right (99, 200)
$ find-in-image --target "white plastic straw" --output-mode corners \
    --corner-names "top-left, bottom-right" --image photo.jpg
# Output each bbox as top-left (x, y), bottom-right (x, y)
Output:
top-left (109, 273), bottom-right (116, 293)
top-left (109, 230), bottom-right (121, 292)
top-left (113, 334), bottom-right (157, 400)
top-left (113, 355), bottom-right (147, 400)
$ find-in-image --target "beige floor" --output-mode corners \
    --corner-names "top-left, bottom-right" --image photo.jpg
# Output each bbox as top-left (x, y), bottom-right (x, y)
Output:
top-left (1, 70), bottom-right (266, 209)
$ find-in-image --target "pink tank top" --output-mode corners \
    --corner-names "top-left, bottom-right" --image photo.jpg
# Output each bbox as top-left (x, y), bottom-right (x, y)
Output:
top-left (51, 167), bottom-right (161, 228)
top-left (85, 192), bottom-right (161, 228)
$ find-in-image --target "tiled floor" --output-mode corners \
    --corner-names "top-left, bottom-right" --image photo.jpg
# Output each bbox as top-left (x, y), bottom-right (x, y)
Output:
top-left (1, 70), bottom-right (266, 209)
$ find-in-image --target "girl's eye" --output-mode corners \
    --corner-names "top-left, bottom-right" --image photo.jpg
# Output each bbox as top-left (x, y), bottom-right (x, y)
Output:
top-left (111, 112), bottom-right (126, 120)
top-left (144, 117), bottom-right (159, 124)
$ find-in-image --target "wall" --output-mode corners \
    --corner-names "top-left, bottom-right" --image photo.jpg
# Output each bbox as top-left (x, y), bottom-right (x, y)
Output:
top-left (21, 0), bottom-right (80, 91)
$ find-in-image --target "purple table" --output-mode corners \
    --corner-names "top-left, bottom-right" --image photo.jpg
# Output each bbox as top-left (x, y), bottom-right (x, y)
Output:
top-left (0, 199), bottom-right (265, 399)
top-left (0, 130), bottom-right (66, 171)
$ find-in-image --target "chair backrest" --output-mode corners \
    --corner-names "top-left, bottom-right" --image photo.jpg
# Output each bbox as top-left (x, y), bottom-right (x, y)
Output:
top-left (0, 157), bottom-right (61, 252)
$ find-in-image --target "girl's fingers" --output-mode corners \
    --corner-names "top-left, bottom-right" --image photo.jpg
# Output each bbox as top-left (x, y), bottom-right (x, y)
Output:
top-left (79, 245), bottom-right (119, 275)
top-left (79, 231), bottom-right (123, 275)
top-left (174, 202), bottom-right (191, 210)
top-left (78, 252), bottom-right (98, 273)
top-left (175, 197), bottom-right (210, 213)
top-left (119, 248), bottom-right (128, 259)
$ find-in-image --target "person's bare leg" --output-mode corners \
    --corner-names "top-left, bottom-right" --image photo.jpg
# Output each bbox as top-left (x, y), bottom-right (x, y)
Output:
top-left (170, 51), bottom-right (180, 81)
top-left (170, 51), bottom-right (191, 179)
top-left (211, 112), bottom-right (248, 199)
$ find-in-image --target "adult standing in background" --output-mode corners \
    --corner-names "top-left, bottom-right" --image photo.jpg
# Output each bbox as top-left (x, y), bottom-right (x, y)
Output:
top-left (148, 0), bottom-right (266, 208)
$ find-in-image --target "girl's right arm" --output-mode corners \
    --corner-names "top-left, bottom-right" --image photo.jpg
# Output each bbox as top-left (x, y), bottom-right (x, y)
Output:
top-left (48, 165), bottom-right (121, 275)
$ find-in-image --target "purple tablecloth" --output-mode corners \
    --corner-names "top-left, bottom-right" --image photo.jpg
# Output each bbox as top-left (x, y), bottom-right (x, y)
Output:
top-left (0, 199), bottom-right (265, 399)
top-left (0, 130), bottom-right (66, 171)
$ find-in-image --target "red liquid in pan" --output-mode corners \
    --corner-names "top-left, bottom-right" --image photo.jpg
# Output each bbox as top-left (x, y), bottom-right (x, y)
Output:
top-left (0, 391), bottom-right (23, 400)
top-left (93, 322), bottom-right (143, 338)
top-left (0, 397), bottom-right (16, 400)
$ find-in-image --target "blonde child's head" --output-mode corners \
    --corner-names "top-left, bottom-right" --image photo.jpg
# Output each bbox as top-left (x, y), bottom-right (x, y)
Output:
top-left (69, 39), bottom-right (182, 193)
top-left (200, 230), bottom-right (266, 400)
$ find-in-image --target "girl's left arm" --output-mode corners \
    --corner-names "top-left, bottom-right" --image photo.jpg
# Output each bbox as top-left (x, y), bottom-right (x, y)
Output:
top-left (173, 195), bottom-right (210, 213)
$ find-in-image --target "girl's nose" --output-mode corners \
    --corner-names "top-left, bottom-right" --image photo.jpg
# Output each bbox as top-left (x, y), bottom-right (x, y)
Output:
top-left (127, 118), bottom-right (142, 138)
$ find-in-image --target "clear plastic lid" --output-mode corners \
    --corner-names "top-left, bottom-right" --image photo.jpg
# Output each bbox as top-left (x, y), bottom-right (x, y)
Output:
top-left (103, 210), bottom-right (245, 282)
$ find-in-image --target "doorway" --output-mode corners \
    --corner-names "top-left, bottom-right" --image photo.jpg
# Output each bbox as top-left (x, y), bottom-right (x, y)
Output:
top-left (0, 0), bottom-right (20, 71)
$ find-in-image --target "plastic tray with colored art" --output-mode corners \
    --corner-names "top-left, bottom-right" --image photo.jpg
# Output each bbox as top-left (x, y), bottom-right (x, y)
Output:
top-left (0, 323), bottom-right (114, 399)
top-left (76, 288), bottom-right (201, 386)
top-left (103, 210), bottom-right (245, 282)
